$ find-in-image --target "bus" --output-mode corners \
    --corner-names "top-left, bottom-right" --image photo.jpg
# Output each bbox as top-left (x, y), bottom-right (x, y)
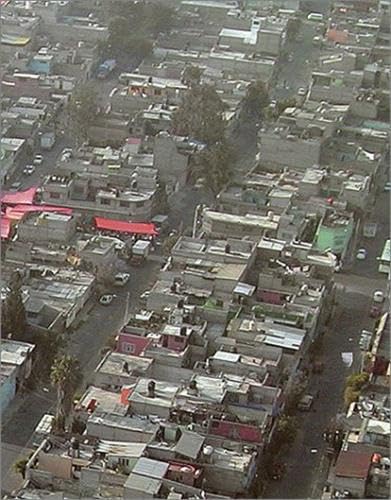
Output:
top-left (378, 239), bottom-right (390, 274)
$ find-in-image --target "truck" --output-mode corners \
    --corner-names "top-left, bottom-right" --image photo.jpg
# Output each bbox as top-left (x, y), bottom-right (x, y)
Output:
top-left (130, 240), bottom-right (151, 266)
top-left (363, 222), bottom-right (377, 238)
top-left (97, 59), bottom-right (117, 79)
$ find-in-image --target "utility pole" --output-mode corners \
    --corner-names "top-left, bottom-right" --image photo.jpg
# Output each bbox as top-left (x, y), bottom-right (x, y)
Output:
top-left (123, 291), bottom-right (130, 326)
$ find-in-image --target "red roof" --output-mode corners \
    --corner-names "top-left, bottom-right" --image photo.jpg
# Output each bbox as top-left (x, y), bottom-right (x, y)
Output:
top-left (126, 137), bottom-right (142, 145)
top-left (5, 204), bottom-right (73, 221)
top-left (120, 387), bottom-right (133, 405)
top-left (94, 217), bottom-right (158, 236)
top-left (1, 186), bottom-right (38, 206)
top-left (0, 216), bottom-right (11, 239)
top-left (335, 450), bottom-right (373, 479)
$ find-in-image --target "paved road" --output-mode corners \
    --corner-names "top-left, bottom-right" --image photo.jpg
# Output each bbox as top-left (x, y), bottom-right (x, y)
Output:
top-left (273, 20), bottom-right (320, 101)
top-left (1, 259), bottom-right (160, 496)
top-left (264, 190), bottom-right (389, 499)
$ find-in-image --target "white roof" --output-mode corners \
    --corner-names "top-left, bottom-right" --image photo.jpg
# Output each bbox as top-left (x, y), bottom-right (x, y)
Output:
top-left (234, 282), bottom-right (256, 297)
top-left (212, 351), bottom-right (241, 363)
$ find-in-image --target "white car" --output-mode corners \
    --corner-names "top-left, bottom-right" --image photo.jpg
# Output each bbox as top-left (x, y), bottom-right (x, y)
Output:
top-left (384, 181), bottom-right (391, 192)
top-left (60, 148), bottom-right (73, 157)
top-left (99, 294), bottom-right (115, 306)
top-left (114, 272), bottom-right (130, 286)
top-left (298, 87), bottom-right (307, 96)
top-left (33, 154), bottom-right (43, 166)
top-left (9, 181), bottom-right (22, 191)
top-left (373, 291), bottom-right (385, 303)
top-left (60, 148), bottom-right (73, 162)
top-left (356, 248), bottom-right (367, 260)
top-left (140, 290), bottom-right (151, 304)
top-left (23, 165), bottom-right (36, 176)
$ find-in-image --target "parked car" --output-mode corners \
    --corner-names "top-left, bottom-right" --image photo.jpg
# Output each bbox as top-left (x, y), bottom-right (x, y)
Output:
top-left (384, 181), bottom-right (391, 192)
top-left (139, 290), bottom-right (151, 305)
top-left (114, 272), bottom-right (130, 286)
top-left (297, 394), bottom-right (314, 411)
top-left (356, 248), bottom-right (367, 260)
top-left (60, 148), bottom-right (73, 157)
top-left (9, 181), bottom-right (22, 191)
top-left (298, 87), bottom-right (307, 96)
top-left (99, 294), bottom-right (115, 306)
top-left (23, 165), bottom-right (36, 176)
top-left (359, 330), bottom-right (373, 351)
top-left (33, 154), bottom-right (43, 166)
top-left (373, 290), bottom-right (385, 303)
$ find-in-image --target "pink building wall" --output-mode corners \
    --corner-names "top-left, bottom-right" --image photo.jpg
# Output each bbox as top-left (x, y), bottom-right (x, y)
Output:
top-left (209, 419), bottom-right (263, 443)
top-left (116, 332), bottom-right (151, 356)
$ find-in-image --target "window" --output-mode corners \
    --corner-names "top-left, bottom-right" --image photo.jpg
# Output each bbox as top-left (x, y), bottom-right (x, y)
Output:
top-left (100, 198), bottom-right (111, 205)
top-left (135, 201), bottom-right (144, 207)
top-left (120, 200), bottom-right (130, 208)
top-left (122, 342), bottom-right (135, 354)
top-left (50, 192), bottom-right (60, 199)
top-left (118, 458), bottom-right (129, 466)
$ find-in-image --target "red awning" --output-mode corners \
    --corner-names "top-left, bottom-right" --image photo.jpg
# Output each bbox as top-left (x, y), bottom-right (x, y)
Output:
top-left (0, 216), bottom-right (11, 239)
top-left (1, 186), bottom-right (38, 206)
top-left (94, 217), bottom-right (158, 236)
top-left (5, 204), bottom-right (73, 221)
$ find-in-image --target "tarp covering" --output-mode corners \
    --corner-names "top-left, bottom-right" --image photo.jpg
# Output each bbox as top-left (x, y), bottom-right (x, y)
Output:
top-left (1, 187), bottom-right (38, 206)
top-left (0, 216), bottom-right (11, 239)
top-left (5, 204), bottom-right (73, 221)
top-left (94, 217), bottom-right (158, 236)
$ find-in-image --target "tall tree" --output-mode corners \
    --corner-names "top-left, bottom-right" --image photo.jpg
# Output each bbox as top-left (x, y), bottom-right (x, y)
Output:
top-left (99, 2), bottom-right (173, 60)
top-left (2, 271), bottom-right (26, 339)
top-left (240, 80), bottom-right (270, 121)
top-left (192, 141), bottom-right (234, 196)
top-left (50, 354), bottom-right (81, 432)
top-left (173, 84), bottom-right (226, 145)
top-left (13, 458), bottom-right (28, 479)
top-left (286, 17), bottom-right (302, 42)
top-left (67, 83), bottom-right (98, 146)
top-left (182, 65), bottom-right (202, 87)
top-left (276, 97), bottom-right (297, 116)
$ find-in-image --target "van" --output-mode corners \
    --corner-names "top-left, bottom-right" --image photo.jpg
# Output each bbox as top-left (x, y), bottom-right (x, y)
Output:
top-left (307, 12), bottom-right (324, 22)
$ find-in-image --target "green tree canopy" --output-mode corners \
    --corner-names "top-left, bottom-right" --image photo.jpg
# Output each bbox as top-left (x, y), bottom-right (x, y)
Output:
top-left (99, 1), bottom-right (174, 60)
top-left (173, 84), bottom-right (227, 145)
top-left (286, 17), bottom-right (302, 42)
top-left (67, 83), bottom-right (98, 145)
top-left (1, 271), bottom-right (26, 339)
top-left (192, 141), bottom-right (234, 196)
top-left (13, 458), bottom-right (28, 479)
top-left (50, 354), bottom-right (81, 432)
top-left (276, 97), bottom-right (297, 116)
top-left (272, 415), bottom-right (298, 449)
top-left (240, 80), bottom-right (270, 121)
top-left (182, 65), bottom-right (202, 87)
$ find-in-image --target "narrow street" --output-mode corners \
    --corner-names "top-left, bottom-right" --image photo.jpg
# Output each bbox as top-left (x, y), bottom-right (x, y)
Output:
top-left (264, 190), bottom-right (389, 499)
top-left (1, 260), bottom-right (160, 496)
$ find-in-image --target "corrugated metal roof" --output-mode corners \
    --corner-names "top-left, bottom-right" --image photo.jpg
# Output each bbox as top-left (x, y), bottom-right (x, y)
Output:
top-left (335, 450), bottom-right (372, 479)
top-left (132, 457), bottom-right (169, 479)
top-left (175, 431), bottom-right (204, 459)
